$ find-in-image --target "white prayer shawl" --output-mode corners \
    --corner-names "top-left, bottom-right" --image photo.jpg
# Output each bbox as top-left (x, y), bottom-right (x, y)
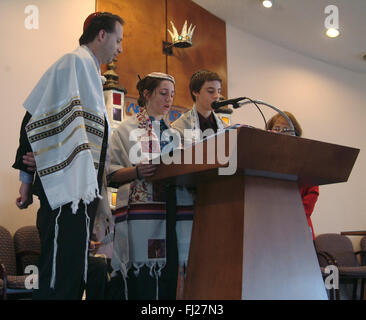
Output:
top-left (171, 104), bottom-right (226, 147)
top-left (24, 46), bottom-right (108, 213)
top-left (109, 110), bottom-right (194, 299)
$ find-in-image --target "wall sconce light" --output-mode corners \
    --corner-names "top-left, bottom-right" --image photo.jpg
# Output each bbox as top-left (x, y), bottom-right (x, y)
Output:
top-left (163, 20), bottom-right (196, 55)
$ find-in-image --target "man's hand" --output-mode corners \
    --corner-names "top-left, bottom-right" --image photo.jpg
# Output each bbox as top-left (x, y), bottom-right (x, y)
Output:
top-left (16, 182), bottom-right (33, 209)
top-left (23, 152), bottom-right (36, 172)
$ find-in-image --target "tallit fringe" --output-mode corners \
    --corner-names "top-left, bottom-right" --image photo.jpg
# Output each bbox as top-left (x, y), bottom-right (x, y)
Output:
top-left (147, 261), bottom-right (165, 278)
top-left (111, 263), bottom-right (129, 300)
top-left (50, 207), bottom-right (62, 289)
top-left (153, 265), bottom-right (159, 300)
top-left (71, 186), bottom-right (101, 214)
top-left (144, 262), bottom-right (166, 300)
top-left (133, 262), bottom-right (145, 277)
top-left (84, 204), bottom-right (90, 284)
top-left (152, 262), bottom-right (165, 300)
top-left (122, 273), bottom-right (128, 300)
top-left (120, 263), bottom-right (129, 300)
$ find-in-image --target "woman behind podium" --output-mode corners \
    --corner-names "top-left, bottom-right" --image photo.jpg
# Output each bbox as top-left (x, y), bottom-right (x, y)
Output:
top-left (266, 111), bottom-right (319, 240)
top-left (107, 72), bottom-right (194, 300)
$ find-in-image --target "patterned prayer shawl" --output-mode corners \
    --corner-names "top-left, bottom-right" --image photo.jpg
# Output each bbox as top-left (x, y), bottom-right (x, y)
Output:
top-left (171, 104), bottom-right (226, 147)
top-left (109, 107), bottom-right (194, 299)
top-left (24, 46), bottom-right (107, 213)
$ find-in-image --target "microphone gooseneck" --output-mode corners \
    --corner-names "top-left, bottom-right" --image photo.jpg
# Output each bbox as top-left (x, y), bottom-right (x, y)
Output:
top-left (211, 97), bottom-right (247, 109)
top-left (211, 96), bottom-right (296, 135)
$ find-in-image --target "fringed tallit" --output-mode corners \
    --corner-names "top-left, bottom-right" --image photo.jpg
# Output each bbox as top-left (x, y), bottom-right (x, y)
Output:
top-left (109, 107), bottom-right (194, 299)
top-left (24, 46), bottom-right (107, 213)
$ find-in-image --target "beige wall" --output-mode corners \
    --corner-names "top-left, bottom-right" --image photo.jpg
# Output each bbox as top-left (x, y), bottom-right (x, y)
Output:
top-left (226, 24), bottom-right (366, 250)
top-left (0, 0), bottom-right (95, 234)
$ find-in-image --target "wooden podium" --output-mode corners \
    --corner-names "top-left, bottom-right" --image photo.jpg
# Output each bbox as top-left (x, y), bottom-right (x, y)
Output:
top-left (149, 126), bottom-right (359, 299)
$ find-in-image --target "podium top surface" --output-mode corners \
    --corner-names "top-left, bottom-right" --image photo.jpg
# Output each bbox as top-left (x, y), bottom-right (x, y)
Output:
top-left (148, 125), bottom-right (359, 186)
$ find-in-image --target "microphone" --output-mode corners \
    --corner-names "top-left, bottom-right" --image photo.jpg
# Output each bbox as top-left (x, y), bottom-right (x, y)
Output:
top-left (211, 97), bottom-right (246, 109)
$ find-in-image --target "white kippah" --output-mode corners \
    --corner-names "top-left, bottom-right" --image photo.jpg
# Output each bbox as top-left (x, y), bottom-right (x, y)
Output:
top-left (146, 72), bottom-right (175, 84)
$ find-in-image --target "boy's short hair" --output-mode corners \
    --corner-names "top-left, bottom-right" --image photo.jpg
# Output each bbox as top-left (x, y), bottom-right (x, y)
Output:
top-left (189, 69), bottom-right (222, 102)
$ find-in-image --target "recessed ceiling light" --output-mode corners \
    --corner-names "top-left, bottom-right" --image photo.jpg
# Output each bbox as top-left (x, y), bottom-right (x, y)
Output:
top-left (262, 0), bottom-right (273, 8)
top-left (326, 28), bottom-right (340, 38)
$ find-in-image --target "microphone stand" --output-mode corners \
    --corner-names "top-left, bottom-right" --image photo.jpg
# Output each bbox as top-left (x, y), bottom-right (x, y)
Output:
top-left (235, 99), bottom-right (296, 134)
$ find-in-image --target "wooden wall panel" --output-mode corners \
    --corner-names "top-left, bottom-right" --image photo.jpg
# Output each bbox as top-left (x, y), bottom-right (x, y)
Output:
top-left (167, 0), bottom-right (228, 109)
top-left (97, 0), bottom-right (227, 109)
top-left (96, 0), bottom-right (166, 98)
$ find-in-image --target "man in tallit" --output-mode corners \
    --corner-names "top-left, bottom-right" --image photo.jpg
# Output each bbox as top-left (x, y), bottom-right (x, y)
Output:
top-left (171, 69), bottom-right (226, 145)
top-left (12, 12), bottom-right (124, 299)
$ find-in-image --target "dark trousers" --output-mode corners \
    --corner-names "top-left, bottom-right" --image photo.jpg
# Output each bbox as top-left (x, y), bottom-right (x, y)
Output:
top-left (33, 196), bottom-right (99, 300)
top-left (85, 256), bottom-right (109, 300)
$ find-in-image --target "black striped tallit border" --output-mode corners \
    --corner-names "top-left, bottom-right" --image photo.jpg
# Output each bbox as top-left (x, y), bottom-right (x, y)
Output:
top-left (26, 99), bottom-right (82, 132)
top-left (29, 110), bottom-right (104, 143)
top-left (38, 143), bottom-right (90, 177)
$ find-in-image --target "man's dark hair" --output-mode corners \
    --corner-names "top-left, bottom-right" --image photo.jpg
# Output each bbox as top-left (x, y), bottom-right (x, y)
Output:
top-left (189, 69), bottom-right (222, 102)
top-left (79, 12), bottom-right (124, 46)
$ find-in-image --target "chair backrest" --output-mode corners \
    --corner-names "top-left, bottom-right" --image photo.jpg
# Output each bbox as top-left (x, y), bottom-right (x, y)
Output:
top-left (315, 233), bottom-right (359, 267)
top-left (13, 226), bottom-right (40, 253)
top-left (360, 236), bottom-right (366, 265)
top-left (360, 236), bottom-right (366, 251)
top-left (0, 226), bottom-right (17, 276)
top-left (13, 226), bottom-right (40, 274)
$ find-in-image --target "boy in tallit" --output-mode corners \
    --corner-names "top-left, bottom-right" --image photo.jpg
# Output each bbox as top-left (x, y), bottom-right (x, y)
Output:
top-left (171, 69), bottom-right (226, 146)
